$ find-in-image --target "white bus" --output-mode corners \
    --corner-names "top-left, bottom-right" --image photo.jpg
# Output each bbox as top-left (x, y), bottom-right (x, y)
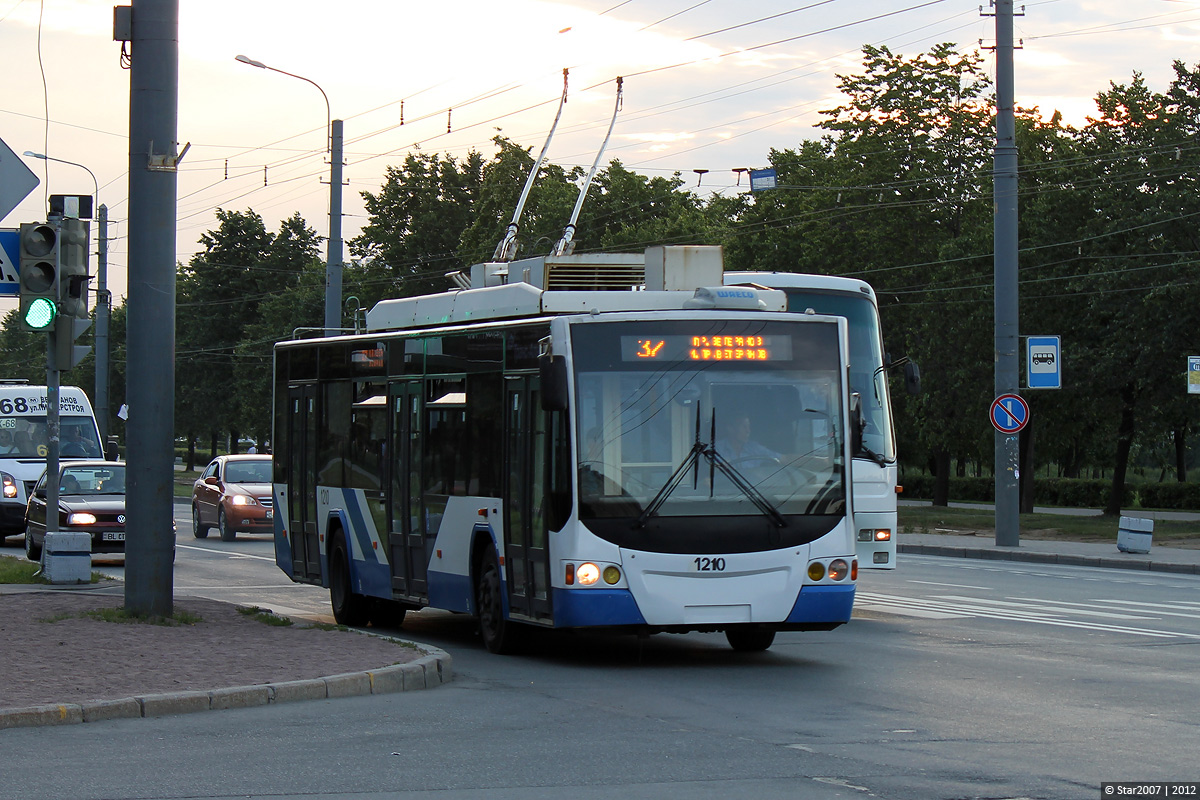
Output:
top-left (272, 246), bottom-right (861, 653)
top-left (0, 382), bottom-right (105, 535)
top-left (724, 272), bottom-right (918, 569)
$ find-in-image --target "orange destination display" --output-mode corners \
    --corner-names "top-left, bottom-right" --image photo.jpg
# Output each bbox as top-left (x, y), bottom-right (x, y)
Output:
top-left (621, 334), bottom-right (793, 362)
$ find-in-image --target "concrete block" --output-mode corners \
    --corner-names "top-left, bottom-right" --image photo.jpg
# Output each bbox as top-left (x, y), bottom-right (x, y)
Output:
top-left (1118, 516), bottom-right (1154, 554)
top-left (43, 532), bottom-right (93, 584)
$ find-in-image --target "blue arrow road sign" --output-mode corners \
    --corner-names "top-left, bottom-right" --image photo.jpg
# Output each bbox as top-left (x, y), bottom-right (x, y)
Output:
top-left (991, 393), bottom-right (1030, 434)
top-left (0, 229), bottom-right (18, 296)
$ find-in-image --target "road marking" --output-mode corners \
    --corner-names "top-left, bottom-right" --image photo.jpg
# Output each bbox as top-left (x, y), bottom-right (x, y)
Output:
top-left (907, 580), bottom-right (992, 590)
top-left (175, 543), bottom-right (276, 562)
top-left (856, 591), bottom-right (1200, 640)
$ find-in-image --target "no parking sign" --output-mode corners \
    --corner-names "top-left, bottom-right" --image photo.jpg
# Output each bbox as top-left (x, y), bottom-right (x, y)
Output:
top-left (990, 393), bottom-right (1029, 434)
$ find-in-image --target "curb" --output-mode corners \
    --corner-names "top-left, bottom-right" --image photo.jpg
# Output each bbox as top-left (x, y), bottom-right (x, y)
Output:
top-left (0, 649), bottom-right (452, 731)
top-left (898, 543), bottom-right (1200, 575)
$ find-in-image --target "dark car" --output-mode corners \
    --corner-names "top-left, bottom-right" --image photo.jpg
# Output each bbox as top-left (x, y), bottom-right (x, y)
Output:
top-left (24, 461), bottom-right (128, 561)
top-left (191, 455), bottom-right (273, 541)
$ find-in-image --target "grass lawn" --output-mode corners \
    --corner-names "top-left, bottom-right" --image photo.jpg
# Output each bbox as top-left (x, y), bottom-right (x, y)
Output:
top-left (899, 504), bottom-right (1200, 546)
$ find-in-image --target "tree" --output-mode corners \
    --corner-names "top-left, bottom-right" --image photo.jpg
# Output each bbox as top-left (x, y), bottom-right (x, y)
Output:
top-left (352, 148), bottom-right (486, 299)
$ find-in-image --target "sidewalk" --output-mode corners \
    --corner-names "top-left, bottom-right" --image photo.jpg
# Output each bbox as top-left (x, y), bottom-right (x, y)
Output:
top-left (0, 581), bottom-right (453, 731)
top-left (899, 532), bottom-right (1200, 574)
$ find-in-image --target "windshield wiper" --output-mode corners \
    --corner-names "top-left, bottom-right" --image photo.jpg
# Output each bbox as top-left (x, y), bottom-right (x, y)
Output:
top-left (856, 444), bottom-right (888, 467)
top-left (634, 441), bottom-right (707, 529)
top-left (706, 448), bottom-right (786, 528)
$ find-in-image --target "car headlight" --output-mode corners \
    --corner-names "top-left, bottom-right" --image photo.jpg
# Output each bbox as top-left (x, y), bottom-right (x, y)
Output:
top-left (230, 495), bottom-right (257, 506)
top-left (67, 512), bottom-right (97, 525)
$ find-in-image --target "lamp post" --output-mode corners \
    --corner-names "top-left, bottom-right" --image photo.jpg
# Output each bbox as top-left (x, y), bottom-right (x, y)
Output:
top-left (22, 151), bottom-right (110, 445)
top-left (235, 55), bottom-right (343, 335)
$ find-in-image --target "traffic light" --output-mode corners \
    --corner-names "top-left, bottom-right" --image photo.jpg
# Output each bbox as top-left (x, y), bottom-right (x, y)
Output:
top-left (18, 222), bottom-right (59, 331)
top-left (55, 315), bottom-right (92, 370)
top-left (58, 218), bottom-right (90, 319)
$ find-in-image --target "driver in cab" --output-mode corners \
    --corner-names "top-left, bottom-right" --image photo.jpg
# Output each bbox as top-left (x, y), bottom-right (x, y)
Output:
top-left (714, 414), bottom-right (782, 469)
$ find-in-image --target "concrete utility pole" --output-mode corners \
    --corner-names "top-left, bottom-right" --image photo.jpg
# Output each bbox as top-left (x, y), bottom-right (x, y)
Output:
top-left (993, 0), bottom-right (1020, 547)
top-left (124, 0), bottom-right (179, 616)
top-left (95, 203), bottom-right (110, 444)
top-left (326, 119), bottom-right (344, 336)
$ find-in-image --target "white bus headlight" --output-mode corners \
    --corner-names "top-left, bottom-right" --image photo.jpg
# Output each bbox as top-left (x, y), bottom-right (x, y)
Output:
top-left (828, 559), bottom-right (850, 581)
top-left (577, 563), bottom-right (600, 585)
top-left (2, 472), bottom-right (17, 499)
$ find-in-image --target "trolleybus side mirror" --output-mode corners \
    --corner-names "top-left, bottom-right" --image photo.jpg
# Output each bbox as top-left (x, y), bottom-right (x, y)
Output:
top-left (904, 360), bottom-right (921, 395)
top-left (849, 392), bottom-right (865, 456)
top-left (104, 436), bottom-right (120, 462)
top-left (540, 355), bottom-right (569, 411)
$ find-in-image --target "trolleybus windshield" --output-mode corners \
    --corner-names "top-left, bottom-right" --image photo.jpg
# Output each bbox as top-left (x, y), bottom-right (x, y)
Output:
top-left (572, 318), bottom-right (846, 523)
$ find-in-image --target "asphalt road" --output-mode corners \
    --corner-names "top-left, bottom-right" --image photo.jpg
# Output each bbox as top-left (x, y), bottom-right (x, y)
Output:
top-left (3, 515), bottom-right (1198, 799)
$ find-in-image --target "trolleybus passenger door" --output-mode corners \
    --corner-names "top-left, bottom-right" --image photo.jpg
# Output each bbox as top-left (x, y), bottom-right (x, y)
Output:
top-left (388, 382), bottom-right (427, 600)
top-left (287, 385), bottom-right (321, 581)
top-left (504, 376), bottom-right (553, 622)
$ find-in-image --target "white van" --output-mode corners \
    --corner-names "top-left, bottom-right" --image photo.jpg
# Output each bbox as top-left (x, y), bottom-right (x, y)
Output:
top-left (0, 383), bottom-right (104, 535)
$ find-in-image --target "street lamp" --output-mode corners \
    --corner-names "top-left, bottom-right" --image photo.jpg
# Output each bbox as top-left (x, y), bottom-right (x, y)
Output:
top-left (22, 151), bottom-right (111, 445)
top-left (235, 55), bottom-right (343, 335)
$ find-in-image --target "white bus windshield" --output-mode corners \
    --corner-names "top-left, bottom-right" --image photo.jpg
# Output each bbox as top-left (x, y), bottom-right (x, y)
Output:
top-left (783, 291), bottom-right (895, 462)
top-left (571, 319), bottom-right (846, 522)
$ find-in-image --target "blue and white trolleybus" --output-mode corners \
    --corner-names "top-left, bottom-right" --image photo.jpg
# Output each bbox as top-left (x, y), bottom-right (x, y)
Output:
top-left (272, 246), bottom-right (861, 652)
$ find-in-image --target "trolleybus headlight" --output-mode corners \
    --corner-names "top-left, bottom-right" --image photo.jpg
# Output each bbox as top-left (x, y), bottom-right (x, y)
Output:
top-left (807, 562), bottom-right (826, 581)
top-left (875, 529), bottom-right (891, 541)
top-left (603, 565), bottom-right (621, 585)
top-left (577, 562), bottom-right (601, 585)
top-left (828, 559), bottom-right (849, 581)
top-left (2, 472), bottom-right (17, 499)
top-left (858, 528), bottom-right (892, 542)
top-left (851, 559), bottom-right (858, 581)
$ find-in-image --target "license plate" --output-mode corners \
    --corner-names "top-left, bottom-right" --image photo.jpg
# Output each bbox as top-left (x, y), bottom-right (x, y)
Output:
top-left (102, 531), bottom-right (125, 542)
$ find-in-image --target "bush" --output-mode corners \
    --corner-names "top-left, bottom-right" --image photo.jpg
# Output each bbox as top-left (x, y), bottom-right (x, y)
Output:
top-left (898, 474), bottom-right (1200, 510)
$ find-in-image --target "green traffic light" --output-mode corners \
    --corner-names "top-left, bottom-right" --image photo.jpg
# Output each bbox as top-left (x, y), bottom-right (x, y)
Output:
top-left (23, 296), bottom-right (57, 330)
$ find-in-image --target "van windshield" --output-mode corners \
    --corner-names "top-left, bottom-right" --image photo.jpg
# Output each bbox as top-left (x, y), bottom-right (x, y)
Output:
top-left (0, 419), bottom-right (102, 459)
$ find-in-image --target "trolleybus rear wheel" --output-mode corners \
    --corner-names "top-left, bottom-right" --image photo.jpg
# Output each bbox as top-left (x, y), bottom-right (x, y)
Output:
top-left (330, 531), bottom-right (369, 626)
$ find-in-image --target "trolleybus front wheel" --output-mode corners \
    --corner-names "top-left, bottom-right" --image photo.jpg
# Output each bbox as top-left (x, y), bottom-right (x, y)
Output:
top-left (725, 627), bottom-right (776, 652)
top-left (476, 547), bottom-right (522, 654)
top-left (330, 531), bottom-right (369, 627)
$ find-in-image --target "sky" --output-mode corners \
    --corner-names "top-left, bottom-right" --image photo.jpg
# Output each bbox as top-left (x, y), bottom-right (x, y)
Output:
top-left (2, 0), bottom-right (1199, 312)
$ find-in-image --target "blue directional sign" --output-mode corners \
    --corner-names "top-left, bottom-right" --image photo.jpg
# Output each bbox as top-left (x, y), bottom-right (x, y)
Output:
top-left (991, 393), bottom-right (1030, 434)
top-left (1026, 335), bottom-right (1061, 389)
top-left (749, 169), bottom-right (777, 191)
top-left (0, 229), bottom-right (18, 296)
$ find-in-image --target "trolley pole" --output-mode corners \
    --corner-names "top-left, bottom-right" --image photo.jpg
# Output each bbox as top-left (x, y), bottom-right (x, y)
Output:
top-left (993, 0), bottom-right (1020, 547)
